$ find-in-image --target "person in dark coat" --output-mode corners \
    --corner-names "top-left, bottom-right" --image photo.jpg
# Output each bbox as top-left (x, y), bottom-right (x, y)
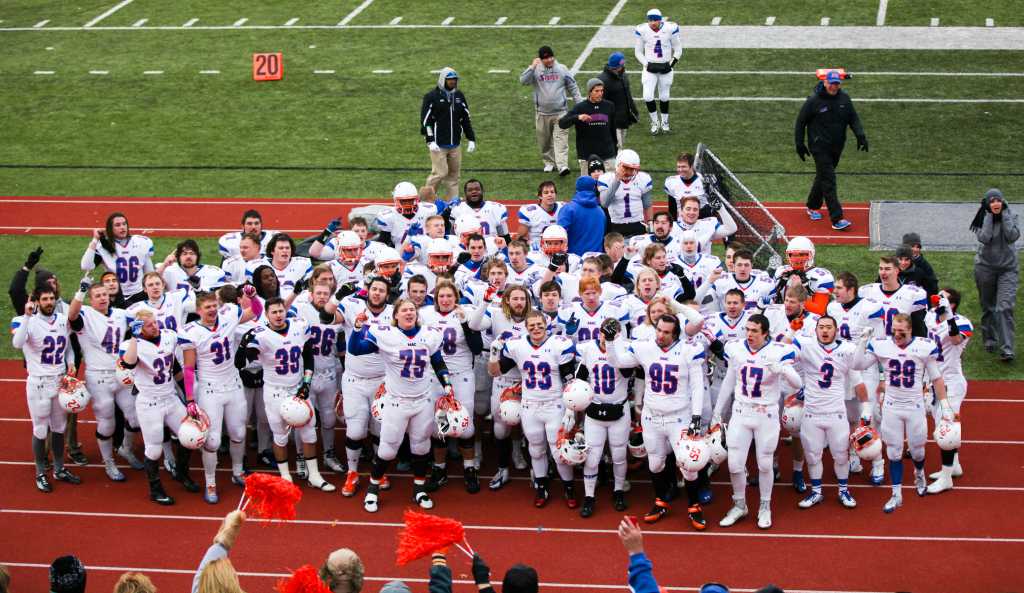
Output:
top-left (598, 52), bottom-right (639, 148)
top-left (559, 79), bottom-right (617, 176)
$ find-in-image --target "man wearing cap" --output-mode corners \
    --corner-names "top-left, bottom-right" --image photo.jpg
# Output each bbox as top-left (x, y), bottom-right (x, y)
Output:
top-left (559, 79), bottom-right (617, 176)
top-left (599, 52), bottom-right (639, 148)
top-left (635, 8), bottom-right (683, 135)
top-left (520, 46), bottom-right (581, 177)
top-left (794, 70), bottom-right (867, 231)
top-left (598, 149), bottom-right (653, 238)
top-left (421, 67), bottom-right (476, 201)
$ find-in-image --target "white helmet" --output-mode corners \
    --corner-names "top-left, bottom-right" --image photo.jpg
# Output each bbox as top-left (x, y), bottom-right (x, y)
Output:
top-left (456, 216), bottom-right (482, 242)
top-left (562, 379), bottom-right (595, 412)
top-left (178, 410), bottom-right (211, 450)
top-left (371, 384), bottom-right (387, 421)
top-left (617, 149), bottom-right (640, 168)
top-left (279, 396), bottom-right (314, 428)
top-left (785, 236), bottom-right (816, 271)
top-left (934, 419), bottom-right (962, 451)
top-left (58, 376), bottom-right (91, 414)
top-left (393, 181), bottom-right (420, 215)
top-left (337, 230), bottom-right (363, 266)
top-left (435, 394), bottom-right (471, 438)
top-left (375, 246), bottom-right (403, 277)
top-left (556, 429), bottom-right (588, 466)
top-left (704, 423), bottom-right (728, 465)
top-left (540, 224), bottom-right (568, 256)
top-left (498, 383), bottom-right (522, 426)
top-left (850, 425), bottom-right (883, 461)
top-left (115, 359), bottom-right (134, 387)
top-left (628, 424), bottom-right (647, 458)
top-left (426, 238), bottom-right (454, 273)
top-left (781, 394), bottom-right (804, 435)
top-left (674, 432), bottom-right (711, 473)
top-left (646, 8), bottom-right (663, 20)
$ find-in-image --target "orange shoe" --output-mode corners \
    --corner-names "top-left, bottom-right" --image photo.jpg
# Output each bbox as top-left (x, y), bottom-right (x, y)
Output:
top-left (379, 475), bottom-right (391, 491)
top-left (643, 498), bottom-right (670, 523)
top-left (341, 471), bottom-right (360, 497)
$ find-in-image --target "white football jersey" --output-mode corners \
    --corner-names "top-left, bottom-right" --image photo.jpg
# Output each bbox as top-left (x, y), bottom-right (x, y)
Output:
top-left (292, 302), bottom-right (343, 372)
top-left (218, 230), bottom-right (278, 259)
top-left (327, 259), bottom-right (365, 290)
top-left (449, 200), bottom-right (509, 237)
top-left (363, 324), bottom-right (444, 398)
top-left (704, 310), bottom-right (750, 345)
top-left (793, 338), bottom-right (861, 415)
top-left (577, 341), bottom-right (629, 404)
top-left (221, 255), bottom-right (259, 285)
top-left (827, 298), bottom-right (885, 343)
top-left (671, 218), bottom-right (723, 255)
top-left (406, 234), bottom-right (463, 266)
top-left (131, 329), bottom-right (184, 398)
top-left (858, 283), bottom-right (928, 336)
top-left (402, 264), bottom-right (444, 295)
top-left (628, 235), bottom-right (684, 266)
top-left (634, 20), bottom-right (682, 64)
top-left (12, 313), bottom-right (72, 376)
top-left (711, 272), bottom-right (775, 311)
top-left (610, 337), bottom-right (705, 415)
top-left (664, 173), bottom-right (708, 214)
top-left (420, 308), bottom-right (475, 373)
top-left (925, 311), bottom-right (972, 381)
top-left (74, 306), bottom-right (130, 371)
top-left (268, 258), bottom-right (313, 299)
top-left (502, 335), bottom-right (575, 403)
top-left (773, 265), bottom-right (835, 296)
top-left (861, 337), bottom-right (940, 407)
top-left (375, 203), bottom-right (439, 246)
top-left (92, 236), bottom-right (155, 297)
top-left (248, 319), bottom-right (311, 387)
top-left (163, 264), bottom-right (228, 292)
top-left (598, 171), bottom-right (653, 225)
top-left (339, 298), bottom-right (392, 377)
top-left (557, 301), bottom-right (629, 346)
top-left (507, 263), bottom-right (546, 292)
top-left (722, 340), bottom-right (797, 405)
top-left (477, 306), bottom-right (529, 381)
top-left (127, 290), bottom-right (194, 333)
top-left (318, 238), bottom-right (389, 264)
top-left (180, 304), bottom-right (246, 382)
top-left (517, 203), bottom-right (563, 248)
top-left (763, 306), bottom-right (818, 343)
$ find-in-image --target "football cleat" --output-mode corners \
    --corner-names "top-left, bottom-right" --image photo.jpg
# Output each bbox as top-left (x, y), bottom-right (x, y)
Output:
top-left (464, 466), bottom-right (481, 494)
top-left (363, 483), bottom-right (380, 513)
top-left (661, 122), bottom-right (670, 133)
top-left (424, 465), bottom-right (448, 492)
top-left (378, 475), bottom-right (391, 490)
top-left (53, 468), bottom-right (81, 485)
top-left (543, 164), bottom-right (555, 173)
top-left (341, 471), bottom-right (360, 497)
top-left (612, 489), bottom-right (627, 511)
top-left (687, 504), bottom-right (707, 531)
top-left (534, 484), bottom-right (550, 508)
top-left (870, 460), bottom-right (885, 485)
top-left (563, 483), bottom-right (579, 509)
top-left (650, 123), bottom-right (659, 135)
top-left (930, 464), bottom-right (963, 480)
top-left (68, 449), bottom-right (89, 466)
top-left (204, 485), bottom-right (219, 504)
top-left (323, 451), bottom-right (346, 473)
top-left (757, 501), bottom-right (772, 529)
top-left (308, 476), bottom-right (337, 492)
top-left (104, 459), bottom-right (126, 482)
top-left (643, 498), bottom-right (670, 523)
top-left (719, 502), bottom-right (748, 527)
top-left (149, 482), bottom-right (174, 506)
top-left (580, 496), bottom-right (596, 518)
top-left (792, 470), bottom-right (807, 493)
top-left (295, 455), bottom-right (308, 480)
top-left (798, 491), bottom-right (824, 509)
top-left (35, 472), bottom-right (53, 493)
top-left (915, 470), bottom-right (928, 497)
top-left (231, 474), bottom-right (246, 488)
top-left (838, 490), bottom-right (857, 508)
top-left (489, 467), bottom-right (510, 491)
top-left (117, 446), bottom-right (145, 470)
top-left (849, 457), bottom-right (863, 474)
top-left (926, 474), bottom-right (954, 494)
top-left (883, 494), bottom-right (902, 513)
top-left (413, 485), bottom-right (434, 509)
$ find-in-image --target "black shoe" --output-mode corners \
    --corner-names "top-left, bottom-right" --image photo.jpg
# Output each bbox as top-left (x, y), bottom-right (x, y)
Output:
top-left (149, 481), bottom-right (175, 505)
top-left (68, 449), bottom-right (89, 466)
top-left (580, 496), bottom-right (595, 518)
top-left (613, 489), bottom-right (627, 511)
top-left (1001, 352), bottom-right (1015, 363)
top-left (174, 472), bottom-right (200, 493)
top-left (53, 468), bottom-right (81, 485)
top-left (464, 466), bottom-right (480, 494)
top-left (257, 449), bottom-right (274, 467)
top-left (36, 472), bottom-right (53, 492)
top-left (687, 504), bottom-right (707, 531)
top-left (643, 499), bottom-right (670, 523)
top-left (534, 484), bottom-right (550, 508)
top-left (558, 167), bottom-right (571, 177)
top-left (424, 465), bottom-right (448, 493)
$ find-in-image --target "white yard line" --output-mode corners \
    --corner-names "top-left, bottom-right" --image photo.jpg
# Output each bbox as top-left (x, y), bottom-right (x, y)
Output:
top-left (83, 0), bottom-right (135, 28)
top-left (199, 69), bottom-right (220, 75)
top-left (33, 70), bottom-right (54, 75)
top-left (570, 0), bottom-right (629, 74)
top-left (88, 69), bottom-right (109, 75)
top-left (313, 69), bottom-right (335, 74)
top-left (495, 16), bottom-right (507, 25)
top-left (441, 16), bottom-right (454, 25)
top-left (232, 18), bottom-right (247, 27)
top-left (33, 19), bottom-right (49, 28)
top-left (1, 23), bottom-right (599, 32)
top-left (577, 69), bottom-right (1024, 77)
top-left (142, 70), bottom-right (163, 74)
top-left (372, 69), bottom-right (392, 74)
top-left (131, 18), bottom-right (146, 27)
top-left (389, 16), bottom-right (402, 25)
top-left (182, 18), bottom-right (198, 27)
top-left (338, 0), bottom-right (375, 26)
top-left (284, 18), bottom-right (299, 26)
top-left (549, 16), bottom-right (560, 25)
top-left (637, 96), bottom-right (1024, 104)
top-left (488, 69), bottom-right (510, 74)
top-left (876, 0), bottom-right (888, 26)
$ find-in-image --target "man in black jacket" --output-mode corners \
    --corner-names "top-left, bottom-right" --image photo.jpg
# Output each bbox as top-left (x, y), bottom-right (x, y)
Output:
top-left (421, 67), bottom-right (476, 201)
top-left (559, 78), bottom-right (617, 176)
top-left (794, 70), bottom-right (867, 231)
top-left (599, 52), bottom-right (639, 149)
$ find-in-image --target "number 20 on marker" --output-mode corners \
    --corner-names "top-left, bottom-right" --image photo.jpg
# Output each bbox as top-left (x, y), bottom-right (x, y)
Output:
top-left (253, 52), bottom-right (283, 81)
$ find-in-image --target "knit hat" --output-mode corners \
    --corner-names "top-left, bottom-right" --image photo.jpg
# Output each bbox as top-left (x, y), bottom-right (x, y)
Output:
top-left (894, 245), bottom-right (913, 260)
top-left (901, 232), bottom-right (922, 248)
top-left (50, 555), bottom-right (87, 593)
top-left (379, 580), bottom-right (411, 593)
top-left (586, 155), bottom-right (605, 174)
top-left (538, 45), bottom-right (554, 59)
top-left (576, 176), bottom-right (598, 193)
top-left (502, 564), bottom-right (539, 593)
top-left (586, 78), bottom-right (604, 93)
top-left (35, 267), bottom-right (56, 292)
top-left (607, 52), bottom-right (626, 68)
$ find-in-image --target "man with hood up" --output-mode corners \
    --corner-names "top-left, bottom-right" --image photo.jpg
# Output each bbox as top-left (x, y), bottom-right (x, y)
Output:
top-left (794, 70), bottom-right (867, 231)
top-left (557, 176), bottom-right (607, 256)
top-left (421, 67), bottom-right (476, 201)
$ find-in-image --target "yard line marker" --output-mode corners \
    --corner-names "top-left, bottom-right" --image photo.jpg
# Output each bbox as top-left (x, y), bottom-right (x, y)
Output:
top-left (33, 70), bottom-right (54, 75)
top-left (313, 69), bottom-right (335, 74)
top-left (45, 46), bottom-right (54, 50)
top-left (182, 18), bottom-right (198, 27)
top-left (338, 0), bottom-right (374, 26)
top-left (570, 0), bottom-right (627, 74)
top-left (549, 17), bottom-right (560, 25)
top-left (430, 69), bottom-right (442, 73)
top-left (441, 16), bottom-right (454, 25)
top-left (820, 17), bottom-right (830, 26)
top-left (495, 16), bottom-right (507, 25)
top-left (84, 0), bottom-right (135, 27)
top-left (372, 69), bottom-right (393, 74)
top-left (89, 70), bottom-right (109, 75)
top-left (876, 0), bottom-right (888, 26)
top-left (930, 17), bottom-right (940, 27)
top-left (488, 69), bottom-right (510, 74)
top-left (284, 18), bottom-right (299, 26)
top-left (199, 70), bottom-right (220, 75)
top-left (131, 18), bottom-right (147, 27)
top-left (389, 17), bottom-right (402, 25)
top-left (33, 19), bottom-right (49, 28)
top-left (765, 16), bottom-right (776, 25)
top-left (232, 18), bottom-right (247, 27)
top-left (986, 18), bottom-right (994, 27)
top-left (711, 16), bottom-right (722, 26)
top-left (143, 70), bottom-right (163, 75)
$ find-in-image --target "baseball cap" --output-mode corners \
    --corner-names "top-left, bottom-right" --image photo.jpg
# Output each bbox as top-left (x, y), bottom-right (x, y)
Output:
top-left (538, 45), bottom-right (554, 59)
top-left (647, 8), bottom-right (663, 20)
top-left (825, 70), bottom-right (842, 84)
top-left (608, 51), bottom-right (626, 68)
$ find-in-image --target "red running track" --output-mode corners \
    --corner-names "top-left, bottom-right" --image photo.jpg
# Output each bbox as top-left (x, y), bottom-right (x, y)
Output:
top-left (0, 196), bottom-right (870, 245)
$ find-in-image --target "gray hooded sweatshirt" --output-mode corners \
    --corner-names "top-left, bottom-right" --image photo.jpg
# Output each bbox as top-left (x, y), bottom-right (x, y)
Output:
top-left (520, 60), bottom-right (583, 115)
top-left (975, 188), bottom-right (1021, 270)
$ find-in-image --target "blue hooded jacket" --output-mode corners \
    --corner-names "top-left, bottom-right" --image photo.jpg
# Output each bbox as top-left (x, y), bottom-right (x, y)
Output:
top-left (557, 176), bottom-right (607, 255)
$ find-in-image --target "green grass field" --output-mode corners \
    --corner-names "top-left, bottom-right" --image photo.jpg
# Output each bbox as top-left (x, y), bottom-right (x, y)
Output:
top-left (1, 1), bottom-right (1021, 378)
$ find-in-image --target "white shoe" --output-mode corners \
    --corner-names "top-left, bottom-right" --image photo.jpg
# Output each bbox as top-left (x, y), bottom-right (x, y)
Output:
top-left (719, 502), bottom-right (748, 527)
top-left (512, 442), bottom-right (528, 470)
top-left (543, 164), bottom-right (555, 173)
top-left (926, 474), bottom-right (954, 494)
top-left (308, 476), bottom-right (337, 492)
top-left (414, 488), bottom-right (434, 509)
top-left (363, 491), bottom-right (379, 513)
top-left (849, 457), bottom-right (862, 474)
top-left (489, 467), bottom-right (510, 491)
top-left (915, 469), bottom-right (927, 497)
top-left (798, 491), bottom-right (824, 509)
top-left (838, 490), bottom-right (857, 508)
top-left (661, 121), bottom-right (670, 133)
top-left (323, 451), bottom-right (345, 473)
top-left (757, 501), bottom-right (772, 529)
top-left (650, 123), bottom-right (659, 135)
top-left (931, 464), bottom-right (963, 479)
top-left (883, 494), bottom-right (902, 513)
top-left (104, 459), bottom-right (126, 482)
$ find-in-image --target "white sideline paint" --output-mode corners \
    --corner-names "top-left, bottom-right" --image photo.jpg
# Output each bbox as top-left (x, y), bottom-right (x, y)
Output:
top-left (338, 0), bottom-right (374, 26)
top-left (389, 17), bottom-right (402, 25)
top-left (765, 16), bottom-right (776, 26)
top-left (182, 18), bottom-right (197, 27)
top-left (569, 0), bottom-right (628, 74)
top-left (931, 17), bottom-right (940, 27)
top-left (33, 19), bottom-right (49, 28)
top-left (876, 0), bottom-right (888, 26)
top-left (821, 17), bottom-right (830, 26)
top-left (711, 17), bottom-right (721, 26)
top-left (131, 19), bottom-right (146, 27)
top-left (199, 69), bottom-right (220, 74)
top-left (285, 18), bottom-right (299, 26)
top-left (549, 17), bottom-right (560, 25)
top-left (441, 16), bottom-right (454, 25)
top-left (83, 0), bottom-right (135, 28)
top-left (232, 18), bottom-right (247, 27)
top-left (495, 16), bottom-right (507, 25)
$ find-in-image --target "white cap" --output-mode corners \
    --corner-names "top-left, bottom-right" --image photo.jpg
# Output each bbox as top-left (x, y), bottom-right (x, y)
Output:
top-left (617, 149), bottom-right (640, 168)
top-left (392, 181), bottom-right (418, 198)
top-left (646, 8), bottom-right (663, 20)
top-left (541, 225), bottom-right (568, 241)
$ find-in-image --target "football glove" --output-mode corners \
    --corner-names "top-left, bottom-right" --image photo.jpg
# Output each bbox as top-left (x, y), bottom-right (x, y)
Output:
top-left (796, 144), bottom-right (810, 162)
top-left (600, 318), bottom-right (621, 341)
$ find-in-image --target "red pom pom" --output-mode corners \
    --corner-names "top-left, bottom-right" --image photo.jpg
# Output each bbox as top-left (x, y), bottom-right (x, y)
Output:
top-left (244, 472), bottom-right (302, 521)
top-left (396, 510), bottom-right (466, 566)
top-left (276, 565), bottom-right (331, 593)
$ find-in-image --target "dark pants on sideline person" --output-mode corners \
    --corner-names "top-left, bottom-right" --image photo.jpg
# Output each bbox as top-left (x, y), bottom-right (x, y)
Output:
top-left (806, 147), bottom-right (845, 223)
top-left (975, 263), bottom-right (1018, 358)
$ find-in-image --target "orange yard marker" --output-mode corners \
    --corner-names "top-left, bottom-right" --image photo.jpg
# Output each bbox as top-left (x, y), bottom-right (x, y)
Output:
top-left (253, 52), bottom-right (283, 81)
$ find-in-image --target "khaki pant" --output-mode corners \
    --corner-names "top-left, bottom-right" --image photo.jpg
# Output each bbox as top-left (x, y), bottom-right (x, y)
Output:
top-left (616, 128), bottom-right (628, 149)
top-left (426, 146), bottom-right (462, 201)
top-left (578, 157), bottom-right (616, 178)
top-left (535, 112), bottom-right (570, 171)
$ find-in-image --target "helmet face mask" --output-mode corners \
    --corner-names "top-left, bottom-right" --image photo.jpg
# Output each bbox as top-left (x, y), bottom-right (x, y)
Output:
top-left (396, 196), bottom-right (418, 216)
top-left (428, 252), bottom-right (453, 273)
top-left (785, 236), bottom-right (815, 271)
top-left (377, 261), bottom-right (401, 277)
top-left (542, 238), bottom-right (567, 256)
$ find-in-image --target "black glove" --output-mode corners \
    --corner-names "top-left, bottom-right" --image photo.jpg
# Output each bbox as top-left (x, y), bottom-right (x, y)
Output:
top-left (856, 136), bottom-right (869, 152)
top-left (296, 382), bottom-right (310, 400)
top-left (24, 247), bottom-right (43, 270)
top-left (548, 252), bottom-right (568, 271)
top-left (318, 308), bottom-right (336, 324)
top-left (947, 318), bottom-right (960, 337)
top-left (188, 276), bottom-right (201, 291)
top-left (240, 328), bottom-right (258, 350)
top-left (796, 144), bottom-right (810, 162)
top-left (293, 278), bottom-right (308, 294)
top-left (456, 252), bottom-right (472, 265)
top-left (669, 263), bottom-right (686, 279)
top-left (670, 57), bottom-right (678, 69)
top-left (934, 304), bottom-right (947, 317)
top-left (471, 554), bottom-right (491, 585)
top-left (600, 318), bottom-right (621, 341)
top-left (687, 415), bottom-right (702, 436)
top-left (335, 283), bottom-right (357, 301)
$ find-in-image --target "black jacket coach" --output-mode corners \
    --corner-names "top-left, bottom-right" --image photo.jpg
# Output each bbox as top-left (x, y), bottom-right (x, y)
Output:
top-left (794, 81), bottom-right (866, 154)
top-left (420, 68), bottom-right (476, 148)
top-left (598, 66), bottom-right (639, 130)
top-left (558, 98), bottom-right (617, 161)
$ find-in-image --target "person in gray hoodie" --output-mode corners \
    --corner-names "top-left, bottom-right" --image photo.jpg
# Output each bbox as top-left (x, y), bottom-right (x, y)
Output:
top-left (971, 188), bottom-right (1020, 362)
top-left (520, 46), bottom-right (581, 176)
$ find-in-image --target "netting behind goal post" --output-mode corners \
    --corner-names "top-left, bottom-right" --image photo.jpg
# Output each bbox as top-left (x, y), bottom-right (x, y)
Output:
top-left (693, 143), bottom-right (788, 271)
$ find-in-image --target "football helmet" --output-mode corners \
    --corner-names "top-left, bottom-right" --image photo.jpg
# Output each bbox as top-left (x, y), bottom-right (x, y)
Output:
top-left (337, 230), bottom-right (363, 266)
top-left (704, 423), bottom-right (728, 465)
top-left (280, 396), bottom-right (314, 428)
top-left (375, 246), bottom-right (403, 277)
top-left (435, 393), bottom-right (471, 438)
top-left (393, 181), bottom-right (419, 216)
top-left (674, 431), bottom-right (710, 473)
top-left (617, 149), bottom-right (641, 183)
top-left (371, 383), bottom-right (387, 421)
top-left (455, 216), bottom-right (482, 245)
top-left (562, 379), bottom-right (595, 412)
top-left (58, 376), bottom-right (91, 413)
top-left (781, 394), bottom-right (804, 434)
top-left (933, 419), bottom-right (962, 451)
top-left (178, 409), bottom-right (211, 450)
top-left (556, 428), bottom-right (588, 466)
top-left (785, 236), bottom-right (815, 272)
top-left (628, 424), bottom-right (647, 458)
top-left (426, 238), bottom-right (455, 274)
top-left (540, 225), bottom-right (568, 256)
top-left (498, 382), bottom-right (522, 426)
top-left (850, 425), bottom-right (883, 461)
top-left (114, 359), bottom-right (134, 386)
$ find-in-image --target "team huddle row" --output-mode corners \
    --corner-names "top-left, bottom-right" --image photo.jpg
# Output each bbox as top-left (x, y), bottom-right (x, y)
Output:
top-left (13, 182), bottom-right (970, 529)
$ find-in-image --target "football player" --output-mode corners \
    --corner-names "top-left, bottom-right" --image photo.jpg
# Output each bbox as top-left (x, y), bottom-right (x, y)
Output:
top-left (81, 212), bottom-right (155, 300)
top-left (709, 249), bottom-right (774, 311)
top-left (158, 240), bottom-right (227, 292)
top-left (634, 8), bottom-right (682, 134)
top-left (665, 152), bottom-right (709, 221)
top-left (557, 277), bottom-right (629, 346)
top-left (673, 196), bottom-right (737, 255)
top-left (375, 181), bottom-right (439, 249)
top-left (597, 149), bottom-right (653, 238)
top-left (628, 212), bottom-right (686, 265)
top-left (218, 209), bottom-right (277, 259)
top-left (773, 236), bottom-right (834, 315)
top-left (222, 233), bottom-right (266, 285)
top-left (327, 231), bottom-right (368, 294)
top-left (448, 179), bottom-right (511, 245)
top-left (518, 181), bottom-right (563, 250)
top-left (127, 272), bottom-right (194, 333)
top-left (262, 234), bottom-right (313, 300)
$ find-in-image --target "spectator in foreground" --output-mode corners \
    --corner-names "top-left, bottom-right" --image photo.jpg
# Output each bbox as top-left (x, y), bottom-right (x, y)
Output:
top-left (192, 510), bottom-right (246, 593)
top-left (49, 555), bottom-right (86, 593)
top-left (971, 188), bottom-right (1020, 362)
top-left (557, 176), bottom-right (607, 256)
top-left (113, 572), bottom-right (157, 593)
top-left (0, 563), bottom-right (9, 593)
top-left (321, 548), bottom-right (364, 593)
top-left (470, 553), bottom-right (538, 593)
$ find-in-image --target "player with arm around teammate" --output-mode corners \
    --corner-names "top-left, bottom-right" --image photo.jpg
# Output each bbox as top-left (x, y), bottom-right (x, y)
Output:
top-left (80, 212), bottom-right (155, 302)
